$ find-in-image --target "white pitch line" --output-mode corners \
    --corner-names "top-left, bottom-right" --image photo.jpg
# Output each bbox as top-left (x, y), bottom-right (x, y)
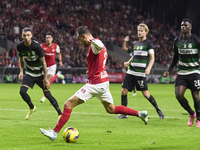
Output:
top-left (0, 108), bottom-right (186, 118)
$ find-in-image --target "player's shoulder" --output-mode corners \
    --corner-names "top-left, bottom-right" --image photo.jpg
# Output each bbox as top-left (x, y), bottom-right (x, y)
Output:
top-left (174, 35), bottom-right (182, 43)
top-left (32, 40), bottom-right (40, 44)
top-left (32, 40), bottom-right (41, 46)
top-left (17, 40), bottom-right (24, 47)
top-left (145, 39), bottom-right (152, 43)
top-left (51, 43), bottom-right (59, 48)
top-left (17, 41), bottom-right (24, 51)
top-left (191, 34), bottom-right (200, 41)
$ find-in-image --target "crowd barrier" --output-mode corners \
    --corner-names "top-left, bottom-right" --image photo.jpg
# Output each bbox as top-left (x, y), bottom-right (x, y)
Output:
top-left (0, 67), bottom-right (177, 83)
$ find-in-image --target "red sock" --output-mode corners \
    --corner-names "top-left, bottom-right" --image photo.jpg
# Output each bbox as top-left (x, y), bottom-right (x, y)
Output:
top-left (50, 74), bottom-right (58, 84)
top-left (114, 105), bottom-right (139, 117)
top-left (54, 107), bottom-right (72, 133)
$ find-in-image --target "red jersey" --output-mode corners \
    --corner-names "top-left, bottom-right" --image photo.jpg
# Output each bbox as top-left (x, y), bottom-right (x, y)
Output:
top-left (86, 38), bottom-right (109, 84)
top-left (41, 43), bottom-right (60, 67)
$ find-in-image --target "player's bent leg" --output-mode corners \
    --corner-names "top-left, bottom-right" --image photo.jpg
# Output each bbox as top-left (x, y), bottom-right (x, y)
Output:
top-left (40, 96), bottom-right (84, 141)
top-left (102, 102), bottom-right (148, 125)
top-left (102, 102), bottom-right (115, 114)
top-left (116, 88), bottom-right (129, 119)
top-left (44, 90), bottom-right (62, 115)
top-left (143, 90), bottom-right (165, 119)
top-left (191, 91), bottom-right (200, 127)
top-left (64, 95), bottom-right (85, 109)
top-left (54, 96), bottom-right (84, 133)
top-left (40, 74), bottom-right (53, 103)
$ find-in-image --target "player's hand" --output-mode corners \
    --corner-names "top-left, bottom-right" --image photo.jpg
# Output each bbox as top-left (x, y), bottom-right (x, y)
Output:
top-left (124, 36), bottom-right (129, 42)
top-left (145, 68), bottom-right (150, 75)
top-left (87, 38), bottom-right (94, 44)
top-left (59, 61), bottom-right (63, 67)
top-left (18, 72), bottom-right (23, 82)
top-left (163, 71), bottom-right (169, 78)
top-left (43, 79), bottom-right (50, 90)
top-left (86, 70), bottom-right (88, 74)
top-left (124, 61), bottom-right (130, 67)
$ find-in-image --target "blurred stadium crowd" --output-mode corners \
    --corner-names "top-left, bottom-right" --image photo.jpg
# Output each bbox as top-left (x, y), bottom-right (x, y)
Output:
top-left (0, 0), bottom-right (180, 70)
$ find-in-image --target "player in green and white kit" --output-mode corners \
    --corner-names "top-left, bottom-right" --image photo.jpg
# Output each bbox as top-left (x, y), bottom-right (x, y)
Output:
top-left (163, 19), bottom-right (200, 127)
top-left (17, 27), bottom-right (62, 120)
top-left (116, 23), bottom-right (165, 119)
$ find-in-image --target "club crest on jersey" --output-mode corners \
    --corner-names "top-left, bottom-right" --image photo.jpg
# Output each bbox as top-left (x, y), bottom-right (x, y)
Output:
top-left (52, 49), bottom-right (54, 52)
top-left (188, 43), bottom-right (192, 49)
top-left (184, 44), bottom-right (187, 48)
top-left (140, 46), bottom-right (143, 50)
top-left (28, 52), bottom-right (30, 56)
top-left (136, 46), bottom-right (140, 50)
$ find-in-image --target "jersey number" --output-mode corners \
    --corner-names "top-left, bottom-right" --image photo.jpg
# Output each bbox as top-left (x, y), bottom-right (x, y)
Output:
top-left (103, 51), bottom-right (107, 69)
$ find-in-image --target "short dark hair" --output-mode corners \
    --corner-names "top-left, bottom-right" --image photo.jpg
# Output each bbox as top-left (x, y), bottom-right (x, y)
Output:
top-left (22, 27), bottom-right (32, 33)
top-left (46, 32), bottom-right (53, 38)
top-left (182, 18), bottom-right (192, 25)
top-left (76, 26), bottom-right (91, 37)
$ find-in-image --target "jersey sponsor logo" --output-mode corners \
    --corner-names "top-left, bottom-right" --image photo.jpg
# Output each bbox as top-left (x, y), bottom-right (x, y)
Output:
top-left (44, 53), bottom-right (55, 55)
top-left (134, 51), bottom-right (148, 56)
top-left (178, 49), bottom-right (197, 54)
top-left (100, 71), bottom-right (108, 79)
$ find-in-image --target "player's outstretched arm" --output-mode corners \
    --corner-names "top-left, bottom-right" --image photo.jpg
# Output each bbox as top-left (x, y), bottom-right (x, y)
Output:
top-left (122, 36), bottom-right (129, 51)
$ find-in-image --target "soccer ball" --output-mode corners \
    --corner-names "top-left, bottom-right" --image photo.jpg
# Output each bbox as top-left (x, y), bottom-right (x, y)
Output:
top-left (62, 127), bottom-right (79, 143)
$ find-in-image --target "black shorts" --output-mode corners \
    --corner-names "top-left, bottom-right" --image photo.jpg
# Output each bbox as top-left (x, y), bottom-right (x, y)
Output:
top-left (21, 74), bottom-right (47, 90)
top-left (175, 73), bottom-right (200, 91)
top-left (122, 74), bottom-right (148, 91)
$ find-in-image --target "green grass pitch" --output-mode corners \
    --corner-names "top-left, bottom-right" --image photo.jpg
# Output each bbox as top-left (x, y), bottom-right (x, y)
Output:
top-left (0, 83), bottom-right (199, 150)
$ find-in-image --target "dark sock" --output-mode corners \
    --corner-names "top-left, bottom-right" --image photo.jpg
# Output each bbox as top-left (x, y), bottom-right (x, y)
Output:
top-left (19, 86), bottom-right (34, 109)
top-left (121, 95), bottom-right (127, 106)
top-left (178, 97), bottom-right (194, 115)
top-left (44, 91), bottom-right (62, 115)
top-left (147, 95), bottom-right (159, 111)
top-left (194, 100), bottom-right (200, 120)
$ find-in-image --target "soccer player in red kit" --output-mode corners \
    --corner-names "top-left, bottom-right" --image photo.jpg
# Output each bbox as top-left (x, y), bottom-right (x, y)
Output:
top-left (39, 26), bottom-right (148, 141)
top-left (40, 32), bottom-right (64, 103)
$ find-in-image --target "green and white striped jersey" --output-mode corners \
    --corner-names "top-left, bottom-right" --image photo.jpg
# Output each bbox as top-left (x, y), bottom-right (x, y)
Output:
top-left (169, 34), bottom-right (200, 75)
top-left (17, 40), bottom-right (44, 77)
top-left (127, 39), bottom-right (154, 77)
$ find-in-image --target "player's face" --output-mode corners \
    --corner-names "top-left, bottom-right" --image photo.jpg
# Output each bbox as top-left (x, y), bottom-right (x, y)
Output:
top-left (22, 31), bottom-right (32, 45)
top-left (77, 34), bottom-right (88, 47)
top-left (46, 35), bottom-right (53, 45)
top-left (137, 27), bottom-right (147, 38)
top-left (181, 21), bottom-right (192, 34)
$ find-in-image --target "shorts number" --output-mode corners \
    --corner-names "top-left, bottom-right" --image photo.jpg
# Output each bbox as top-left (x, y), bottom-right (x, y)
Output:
top-left (137, 80), bottom-right (144, 88)
top-left (194, 80), bottom-right (200, 88)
